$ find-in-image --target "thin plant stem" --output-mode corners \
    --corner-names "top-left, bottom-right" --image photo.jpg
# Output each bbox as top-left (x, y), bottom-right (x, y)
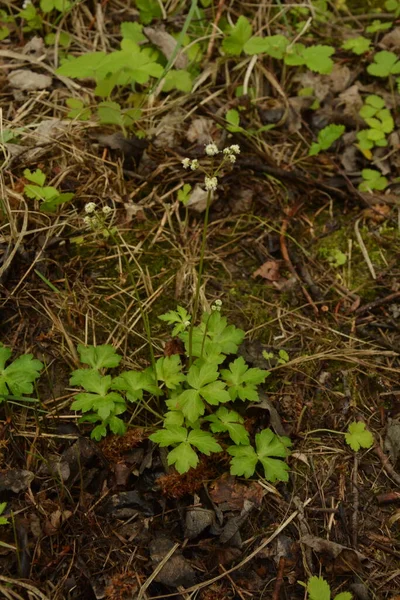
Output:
top-left (188, 189), bottom-right (212, 362)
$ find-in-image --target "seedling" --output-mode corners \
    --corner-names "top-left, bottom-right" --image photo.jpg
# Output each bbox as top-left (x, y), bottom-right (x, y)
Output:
top-left (357, 95), bottom-right (394, 153)
top-left (66, 97), bottom-right (91, 121)
top-left (23, 168), bottom-right (74, 212)
top-left (0, 502), bottom-right (9, 526)
top-left (0, 345), bottom-right (43, 401)
top-left (309, 124), bottom-right (345, 156)
top-left (40, 0), bottom-right (72, 13)
top-left (342, 36), bottom-right (371, 55)
top-left (367, 51), bottom-right (400, 78)
top-left (345, 422), bottom-right (374, 451)
top-left (358, 169), bottom-right (388, 192)
top-left (302, 575), bottom-right (352, 600)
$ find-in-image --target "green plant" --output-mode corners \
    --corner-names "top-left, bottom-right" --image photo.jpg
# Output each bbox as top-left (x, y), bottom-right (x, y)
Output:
top-left (357, 95), bottom-right (394, 152)
top-left (345, 421), bottom-right (374, 451)
top-left (303, 575), bottom-right (352, 600)
top-left (23, 168), bottom-right (74, 212)
top-left (358, 169), bottom-right (388, 192)
top-left (0, 503), bottom-right (9, 526)
top-left (66, 97), bottom-right (91, 121)
top-left (222, 16), bottom-right (335, 74)
top-left (309, 124), bottom-right (345, 156)
top-left (18, 3), bottom-right (43, 31)
top-left (385, 0), bottom-right (400, 16)
top-left (366, 20), bottom-right (392, 34)
top-left (367, 51), bottom-right (400, 78)
top-left (341, 36), bottom-right (371, 55)
top-left (0, 345), bottom-right (43, 402)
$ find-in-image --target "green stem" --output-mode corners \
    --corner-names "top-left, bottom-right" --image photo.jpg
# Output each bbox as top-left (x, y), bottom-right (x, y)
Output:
top-left (188, 190), bottom-right (212, 362)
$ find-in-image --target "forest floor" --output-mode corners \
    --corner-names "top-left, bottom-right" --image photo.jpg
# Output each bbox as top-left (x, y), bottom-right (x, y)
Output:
top-left (1, 1), bottom-right (400, 599)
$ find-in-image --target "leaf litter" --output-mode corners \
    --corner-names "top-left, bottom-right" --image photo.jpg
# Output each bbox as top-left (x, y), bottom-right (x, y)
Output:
top-left (1, 1), bottom-right (400, 599)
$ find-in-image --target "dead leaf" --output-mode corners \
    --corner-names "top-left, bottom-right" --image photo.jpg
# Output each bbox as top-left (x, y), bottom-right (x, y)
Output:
top-left (301, 534), bottom-right (367, 574)
top-left (186, 117), bottom-right (215, 144)
top-left (149, 536), bottom-right (196, 587)
top-left (384, 418), bottom-right (400, 464)
top-left (338, 85), bottom-right (363, 120)
top-left (44, 508), bottom-right (73, 535)
top-left (328, 64), bottom-right (352, 94)
top-left (186, 185), bottom-right (210, 213)
top-left (8, 69), bottom-right (52, 91)
top-left (27, 118), bottom-right (69, 146)
top-left (248, 394), bottom-right (287, 436)
top-left (230, 188), bottom-right (254, 214)
top-left (361, 203), bottom-right (391, 223)
top-left (0, 469), bottom-right (34, 493)
top-left (144, 27), bottom-right (188, 69)
top-left (185, 506), bottom-right (215, 539)
top-left (380, 27), bottom-right (400, 51)
top-left (209, 475), bottom-right (264, 511)
top-left (253, 259), bottom-right (282, 281)
top-left (22, 36), bottom-right (45, 57)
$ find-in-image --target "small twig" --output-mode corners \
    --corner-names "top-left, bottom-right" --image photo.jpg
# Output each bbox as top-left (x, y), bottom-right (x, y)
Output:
top-left (206, 0), bottom-right (225, 60)
top-left (351, 453), bottom-right (359, 548)
top-left (355, 291), bottom-right (400, 317)
top-left (377, 491), bottom-right (400, 506)
top-left (271, 556), bottom-right (286, 600)
top-left (354, 218), bottom-right (376, 280)
top-left (137, 542), bottom-right (180, 600)
top-left (374, 444), bottom-right (400, 487)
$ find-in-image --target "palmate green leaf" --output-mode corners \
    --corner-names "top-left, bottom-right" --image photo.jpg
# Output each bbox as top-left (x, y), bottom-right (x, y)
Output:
top-left (188, 429), bottom-right (222, 454)
top-left (77, 344), bottom-right (122, 370)
top-left (97, 101), bottom-right (124, 126)
top-left (66, 98), bottom-right (91, 121)
top-left (149, 424), bottom-right (187, 446)
top-left (345, 422), bottom-right (374, 452)
top-left (367, 51), bottom-right (400, 77)
top-left (177, 389), bottom-right (205, 422)
top-left (204, 311), bottom-right (245, 354)
top-left (135, 0), bottom-right (162, 25)
top-left (187, 362), bottom-right (218, 389)
top-left (342, 36), bottom-right (371, 55)
top-left (57, 52), bottom-right (109, 79)
top-left (222, 15), bottom-right (252, 56)
top-left (206, 407), bottom-right (249, 445)
top-left (159, 305), bottom-right (191, 336)
top-left (0, 351), bottom-right (43, 397)
top-left (221, 356), bottom-right (269, 402)
top-left (309, 124), bottom-right (345, 156)
top-left (156, 355), bottom-right (185, 389)
top-left (302, 45), bottom-right (335, 74)
top-left (228, 444), bottom-right (259, 478)
top-left (121, 21), bottom-right (146, 43)
top-left (41, 192), bottom-right (74, 213)
top-left (167, 443), bottom-right (199, 473)
top-left (71, 391), bottom-right (125, 420)
top-left (70, 370), bottom-right (112, 395)
top-left (307, 576), bottom-right (331, 600)
top-left (359, 169), bottom-right (388, 192)
top-left (200, 381), bottom-right (231, 406)
top-left (164, 410), bottom-right (185, 427)
top-left (163, 69), bottom-right (193, 93)
top-left (228, 428), bottom-right (291, 482)
top-left (23, 168), bottom-right (46, 186)
top-left (244, 34), bottom-right (289, 58)
top-left (112, 368), bottom-right (160, 402)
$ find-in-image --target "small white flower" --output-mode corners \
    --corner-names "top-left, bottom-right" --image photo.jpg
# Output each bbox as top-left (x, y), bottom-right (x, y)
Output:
top-left (211, 305), bottom-right (217, 311)
top-left (102, 206), bottom-right (113, 216)
top-left (184, 320), bottom-right (191, 327)
top-left (22, 0), bottom-right (32, 8)
top-left (214, 299), bottom-right (222, 306)
top-left (204, 176), bottom-right (218, 191)
top-left (85, 202), bottom-right (96, 214)
top-left (182, 158), bottom-right (191, 169)
top-left (205, 143), bottom-right (219, 156)
top-left (83, 215), bottom-right (92, 227)
top-left (190, 159), bottom-right (199, 170)
top-left (228, 154), bottom-right (236, 163)
top-left (229, 144), bottom-right (240, 154)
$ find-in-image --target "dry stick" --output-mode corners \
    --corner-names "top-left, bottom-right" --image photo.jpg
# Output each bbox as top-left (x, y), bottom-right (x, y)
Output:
top-left (355, 291), bottom-right (400, 317)
top-left (147, 501), bottom-right (310, 600)
top-left (138, 543), bottom-right (180, 600)
top-left (280, 214), bottom-right (319, 315)
top-left (374, 444), bottom-right (400, 487)
top-left (351, 453), bottom-right (359, 548)
top-left (354, 218), bottom-right (376, 280)
top-left (271, 556), bottom-right (286, 600)
top-left (206, 0), bottom-right (225, 60)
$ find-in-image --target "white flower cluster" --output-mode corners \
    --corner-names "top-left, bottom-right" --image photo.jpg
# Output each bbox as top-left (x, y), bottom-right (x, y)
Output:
top-left (182, 158), bottom-right (199, 170)
top-left (211, 299), bottom-right (222, 312)
top-left (83, 203), bottom-right (113, 228)
top-left (181, 143), bottom-right (240, 194)
top-left (22, 0), bottom-right (32, 8)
